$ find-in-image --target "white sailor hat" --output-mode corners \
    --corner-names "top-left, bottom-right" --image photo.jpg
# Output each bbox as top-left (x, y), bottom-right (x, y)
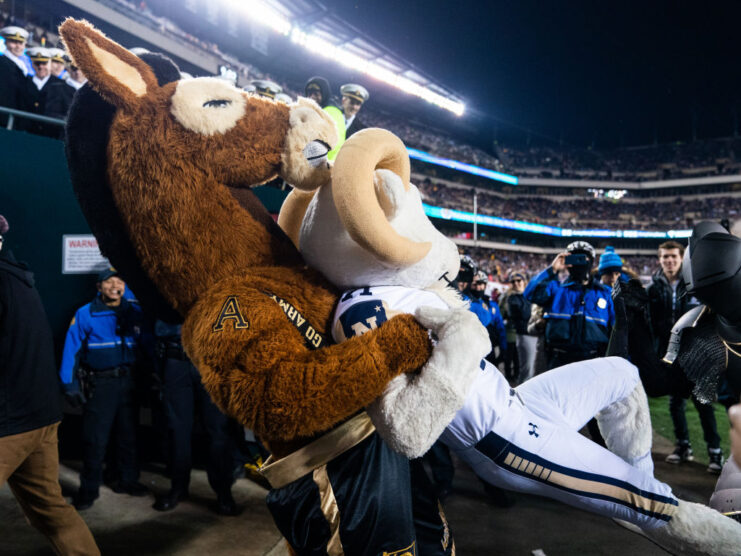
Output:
top-left (27, 47), bottom-right (51, 63)
top-left (242, 84), bottom-right (257, 93)
top-left (48, 47), bottom-right (66, 64)
top-left (340, 83), bottom-right (369, 103)
top-left (251, 79), bottom-right (282, 99)
top-left (1, 26), bottom-right (29, 43)
top-left (275, 93), bottom-right (293, 104)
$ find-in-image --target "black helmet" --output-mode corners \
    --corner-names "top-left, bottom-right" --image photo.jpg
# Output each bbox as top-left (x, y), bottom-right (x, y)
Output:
top-left (683, 221), bottom-right (741, 322)
top-left (458, 255), bottom-right (477, 284)
top-left (566, 240), bottom-right (596, 262)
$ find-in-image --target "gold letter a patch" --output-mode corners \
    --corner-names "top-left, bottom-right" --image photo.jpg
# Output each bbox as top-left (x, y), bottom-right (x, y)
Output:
top-left (212, 295), bottom-right (250, 332)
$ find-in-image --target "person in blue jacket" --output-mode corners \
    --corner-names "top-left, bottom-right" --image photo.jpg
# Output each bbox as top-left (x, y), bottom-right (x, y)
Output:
top-left (524, 241), bottom-right (615, 371)
top-left (59, 268), bottom-right (148, 510)
top-left (467, 270), bottom-right (507, 364)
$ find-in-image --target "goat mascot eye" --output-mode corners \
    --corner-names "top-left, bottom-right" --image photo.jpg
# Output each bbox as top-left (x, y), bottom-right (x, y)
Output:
top-left (203, 99), bottom-right (232, 108)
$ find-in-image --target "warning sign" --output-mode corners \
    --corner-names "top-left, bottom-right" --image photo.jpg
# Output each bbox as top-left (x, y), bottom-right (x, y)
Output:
top-left (62, 235), bottom-right (110, 274)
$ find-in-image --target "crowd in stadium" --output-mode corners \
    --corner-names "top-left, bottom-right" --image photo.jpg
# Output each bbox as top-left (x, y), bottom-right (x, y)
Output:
top-left (5, 3), bottom-right (741, 185)
top-left (417, 178), bottom-right (738, 230)
top-left (456, 246), bottom-right (657, 284)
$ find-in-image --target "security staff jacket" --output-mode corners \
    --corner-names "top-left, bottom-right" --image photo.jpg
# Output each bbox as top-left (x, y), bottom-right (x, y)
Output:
top-left (463, 293), bottom-right (507, 351)
top-left (59, 295), bottom-right (141, 384)
top-left (524, 267), bottom-right (614, 354)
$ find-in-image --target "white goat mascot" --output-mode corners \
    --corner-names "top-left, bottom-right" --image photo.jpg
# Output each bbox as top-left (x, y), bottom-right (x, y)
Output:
top-left (281, 128), bottom-right (741, 556)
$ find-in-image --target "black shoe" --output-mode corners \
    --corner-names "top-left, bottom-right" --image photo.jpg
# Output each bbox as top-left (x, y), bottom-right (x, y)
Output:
top-left (112, 480), bottom-right (149, 496)
top-left (707, 449), bottom-right (724, 474)
top-left (153, 489), bottom-right (188, 512)
top-left (213, 492), bottom-right (239, 516)
top-left (665, 443), bottom-right (694, 464)
top-left (73, 490), bottom-right (99, 511)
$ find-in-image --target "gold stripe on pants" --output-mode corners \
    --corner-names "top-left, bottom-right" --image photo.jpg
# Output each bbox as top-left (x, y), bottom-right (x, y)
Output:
top-left (313, 465), bottom-right (344, 555)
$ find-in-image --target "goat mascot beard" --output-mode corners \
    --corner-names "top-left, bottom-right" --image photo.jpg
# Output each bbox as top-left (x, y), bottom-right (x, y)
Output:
top-left (60, 18), bottom-right (491, 554)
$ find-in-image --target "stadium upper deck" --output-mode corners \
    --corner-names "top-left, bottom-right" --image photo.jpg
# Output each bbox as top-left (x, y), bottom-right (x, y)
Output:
top-left (5, 0), bottom-right (741, 197)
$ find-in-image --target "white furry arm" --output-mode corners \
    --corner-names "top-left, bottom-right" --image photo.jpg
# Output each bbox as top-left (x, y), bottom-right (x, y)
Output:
top-left (367, 306), bottom-right (491, 458)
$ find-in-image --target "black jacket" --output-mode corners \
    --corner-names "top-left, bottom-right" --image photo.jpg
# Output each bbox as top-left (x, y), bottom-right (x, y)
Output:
top-left (647, 268), bottom-right (698, 356)
top-left (505, 292), bottom-right (532, 335)
top-left (24, 75), bottom-right (73, 138)
top-left (0, 251), bottom-right (62, 437)
top-left (346, 115), bottom-right (366, 139)
top-left (0, 55), bottom-right (29, 126)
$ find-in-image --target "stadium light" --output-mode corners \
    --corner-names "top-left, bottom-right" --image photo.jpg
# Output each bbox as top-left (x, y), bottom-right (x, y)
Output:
top-left (229, 0), bottom-right (465, 116)
top-left (408, 147), bottom-right (518, 185)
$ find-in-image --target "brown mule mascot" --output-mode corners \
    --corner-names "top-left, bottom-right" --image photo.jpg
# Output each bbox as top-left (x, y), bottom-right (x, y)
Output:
top-left (60, 19), bottom-right (476, 554)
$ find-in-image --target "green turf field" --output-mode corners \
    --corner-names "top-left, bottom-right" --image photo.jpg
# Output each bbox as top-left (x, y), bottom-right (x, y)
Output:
top-left (649, 396), bottom-right (731, 466)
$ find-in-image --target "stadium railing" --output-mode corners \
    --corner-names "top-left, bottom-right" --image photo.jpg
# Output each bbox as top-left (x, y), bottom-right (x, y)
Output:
top-left (1, 106), bottom-right (66, 131)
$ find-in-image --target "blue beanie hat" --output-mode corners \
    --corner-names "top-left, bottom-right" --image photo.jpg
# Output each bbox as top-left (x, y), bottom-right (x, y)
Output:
top-left (598, 246), bottom-right (623, 275)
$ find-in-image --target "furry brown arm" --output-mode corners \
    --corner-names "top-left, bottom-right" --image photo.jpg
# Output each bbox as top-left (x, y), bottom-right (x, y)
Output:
top-left (182, 281), bottom-right (431, 445)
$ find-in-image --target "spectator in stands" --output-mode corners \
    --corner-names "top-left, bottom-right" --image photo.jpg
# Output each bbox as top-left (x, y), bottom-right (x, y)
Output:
top-left (1, 25), bottom-right (33, 75)
top-left (304, 76), bottom-right (333, 108)
top-left (251, 79), bottom-right (281, 99)
top-left (524, 241), bottom-right (615, 369)
top-left (48, 48), bottom-right (67, 80)
top-left (305, 76), bottom-right (345, 160)
top-left (340, 83), bottom-right (368, 138)
top-left (498, 283), bottom-right (519, 382)
top-left (59, 268), bottom-right (149, 510)
top-left (597, 246), bottom-right (624, 287)
top-left (0, 215), bottom-right (100, 555)
top-left (64, 57), bottom-right (86, 90)
top-left (524, 241), bottom-right (613, 445)
top-left (25, 47), bottom-right (72, 138)
top-left (647, 240), bottom-right (723, 472)
top-left (152, 320), bottom-right (238, 515)
top-left (505, 272), bottom-right (538, 384)
top-left (0, 26), bottom-right (31, 127)
top-left (469, 270), bottom-right (507, 365)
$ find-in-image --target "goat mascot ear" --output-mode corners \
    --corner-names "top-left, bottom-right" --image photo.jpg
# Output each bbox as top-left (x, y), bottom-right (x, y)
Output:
top-left (59, 18), bottom-right (159, 109)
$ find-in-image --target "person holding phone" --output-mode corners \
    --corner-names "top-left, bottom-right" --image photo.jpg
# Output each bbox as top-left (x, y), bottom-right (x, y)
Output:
top-left (524, 241), bottom-right (615, 370)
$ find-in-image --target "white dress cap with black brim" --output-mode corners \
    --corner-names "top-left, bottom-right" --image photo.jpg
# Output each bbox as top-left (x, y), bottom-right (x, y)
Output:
top-left (1, 26), bottom-right (29, 42)
top-left (48, 47), bottom-right (66, 63)
top-left (27, 47), bottom-right (51, 63)
top-left (340, 83), bottom-right (369, 103)
top-left (251, 79), bottom-right (282, 99)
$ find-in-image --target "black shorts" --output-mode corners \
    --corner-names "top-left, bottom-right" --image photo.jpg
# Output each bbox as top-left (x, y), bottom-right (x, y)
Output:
top-left (266, 431), bottom-right (453, 556)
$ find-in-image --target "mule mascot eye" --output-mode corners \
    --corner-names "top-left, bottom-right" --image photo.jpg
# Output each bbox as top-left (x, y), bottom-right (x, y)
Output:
top-left (203, 99), bottom-right (231, 108)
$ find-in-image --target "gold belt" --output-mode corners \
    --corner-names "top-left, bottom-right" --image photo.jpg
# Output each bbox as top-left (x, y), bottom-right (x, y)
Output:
top-left (260, 412), bottom-right (376, 489)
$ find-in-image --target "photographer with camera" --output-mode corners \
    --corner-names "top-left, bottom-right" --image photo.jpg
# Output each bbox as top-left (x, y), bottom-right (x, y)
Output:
top-left (524, 241), bottom-right (615, 370)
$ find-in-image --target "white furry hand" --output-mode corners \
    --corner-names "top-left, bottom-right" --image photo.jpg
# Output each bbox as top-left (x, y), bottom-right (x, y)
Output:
top-left (369, 307), bottom-right (491, 458)
top-left (415, 306), bottom-right (491, 353)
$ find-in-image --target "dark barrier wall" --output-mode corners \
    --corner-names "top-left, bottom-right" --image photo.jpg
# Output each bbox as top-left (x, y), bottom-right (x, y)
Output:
top-left (0, 128), bottom-right (97, 358)
top-left (0, 127), bottom-right (289, 360)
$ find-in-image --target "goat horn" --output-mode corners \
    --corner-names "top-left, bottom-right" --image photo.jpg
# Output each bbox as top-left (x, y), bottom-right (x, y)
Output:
top-left (332, 128), bottom-right (431, 266)
top-left (278, 189), bottom-right (316, 249)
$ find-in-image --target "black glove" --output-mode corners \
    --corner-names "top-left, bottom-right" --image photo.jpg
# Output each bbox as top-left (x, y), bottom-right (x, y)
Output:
top-left (62, 384), bottom-right (86, 408)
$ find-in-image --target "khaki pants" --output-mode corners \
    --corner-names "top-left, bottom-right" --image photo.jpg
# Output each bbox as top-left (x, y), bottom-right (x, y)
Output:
top-left (0, 423), bottom-right (100, 556)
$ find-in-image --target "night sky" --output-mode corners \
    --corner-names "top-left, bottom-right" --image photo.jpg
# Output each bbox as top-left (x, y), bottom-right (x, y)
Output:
top-left (319, 1), bottom-right (741, 149)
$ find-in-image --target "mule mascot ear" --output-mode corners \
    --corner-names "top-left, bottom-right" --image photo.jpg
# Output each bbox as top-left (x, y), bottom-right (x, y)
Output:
top-left (59, 18), bottom-right (158, 109)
